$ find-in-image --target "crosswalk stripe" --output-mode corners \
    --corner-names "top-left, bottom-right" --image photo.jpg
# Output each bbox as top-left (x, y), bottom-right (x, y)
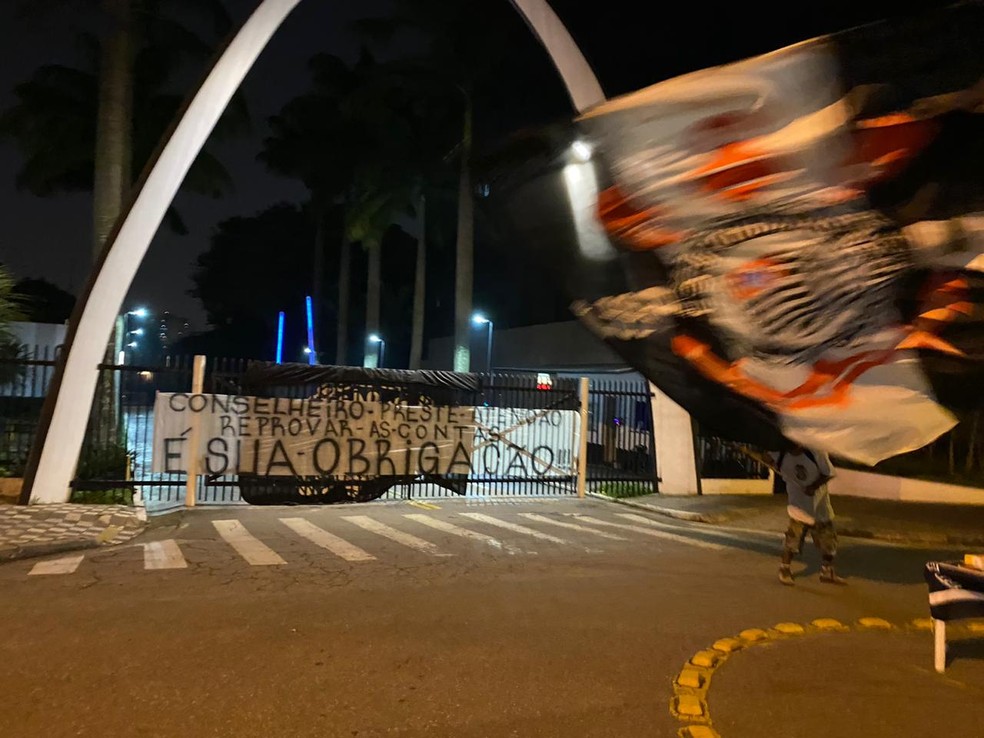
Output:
top-left (280, 518), bottom-right (375, 562)
top-left (144, 539), bottom-right (188, 569)
top-left (573, 515), bottom-right (724, 550)
top-left (405, 514), bottom-right (522, 554)
top-left (213, 520), bottom-right (286, 566)
top-left (518, 513), bottom-right (628, 540)
top-left (343, 516), bottom-right (451, 557)
top-left (459, 513), bottom-right (568, 544)
top-left (29, 554), bottom-right (85, 576)
top-left (616, 513), bottom-right (780, 544)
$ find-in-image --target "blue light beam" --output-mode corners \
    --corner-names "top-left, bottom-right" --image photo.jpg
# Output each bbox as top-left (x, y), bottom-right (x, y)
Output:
top-left (276, 311), bottom-right (285, 364)
top-left (305, 296), bottom-right (316, 365)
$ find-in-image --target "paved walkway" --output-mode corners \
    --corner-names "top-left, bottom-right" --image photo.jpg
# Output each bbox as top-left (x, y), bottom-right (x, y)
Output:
top-left (0, 504), bottom-right (146, 561)
top-left (598, 492), bottom-right (984, 546)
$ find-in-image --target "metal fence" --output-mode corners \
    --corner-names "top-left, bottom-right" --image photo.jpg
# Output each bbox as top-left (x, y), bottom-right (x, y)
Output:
top-left (2, 351), bottom-right (772, 508)
top-left (694, 426), bottom-right (771, 481)
top-left (72, 356), bottom-right (194, 506)
top-left (0, 345), bottom-right (58, 476)
top-left (60, 359), bottom-right (586, 511)
top-left (201, 363), bottom-right (584, 507)
top-left (585, 377), bottom-right (658, 497)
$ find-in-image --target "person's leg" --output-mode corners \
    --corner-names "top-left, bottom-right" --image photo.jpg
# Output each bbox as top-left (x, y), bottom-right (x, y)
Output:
top-left (780, 518), bottom-right (807, 585)
top-left (813, 522), bottom-right (846, 584)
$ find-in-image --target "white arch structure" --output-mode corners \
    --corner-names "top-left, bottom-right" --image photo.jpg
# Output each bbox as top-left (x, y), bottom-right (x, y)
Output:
top-left (21, 0), bottom-right (608, 503)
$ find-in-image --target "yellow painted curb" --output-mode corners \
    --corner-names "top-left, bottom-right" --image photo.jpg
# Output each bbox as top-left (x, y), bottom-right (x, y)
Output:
top-left (738, 628), bottom-right (768, 643)
top-left (673, 694), bottom-right (708, 720)
top-left (811, 618), bottom-right (848, 632)
top-left (408, 501), bottom-right (440, 510)
top-left (675, 667), bottom-right (707, 691)
top-left (857, 617), bottom-right (894, 630)
top-left (711, 638), bottom-right (743, 654)
top-left (678, 726), bottom-right (721, 738)
top-left (773, 622), bottom-right (805, 636)
top-left (690, 650), bottom-right (723, 669)
top-left (670, 615), bottom-right (938, 737)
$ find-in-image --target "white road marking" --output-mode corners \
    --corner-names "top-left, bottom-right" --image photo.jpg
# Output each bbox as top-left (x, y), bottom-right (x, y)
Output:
top-left (405, 514), bottom-right (522, 554)
top-left (459, 513), bottom-right (568, 544)
top-left (29, 554), bottom-right (85, 576)
top-left (573, 515), bottom-right (724, 550)
top-left (212, 520), bottom-right (286, 566)
top-left (143, 539), bottom-right (188, 569)
top-left (614, 513), bottom-right (779, 545)
top-left (280, 518), bottom-right (375, 562)
top-left (343, 516), bottom-right (451, 557)
top-left (519, 513), bottom-right (628, 541)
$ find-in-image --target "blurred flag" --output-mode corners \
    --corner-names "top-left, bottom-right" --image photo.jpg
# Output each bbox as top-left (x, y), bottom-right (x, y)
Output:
top-left (568, 3), bottom-right (984, 464)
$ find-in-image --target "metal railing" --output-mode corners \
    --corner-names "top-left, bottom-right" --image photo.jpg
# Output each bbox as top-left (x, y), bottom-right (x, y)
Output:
top-left (584, 377), bottom-right (658, 497)
top-left (0, 345), bottom-right (58, 477)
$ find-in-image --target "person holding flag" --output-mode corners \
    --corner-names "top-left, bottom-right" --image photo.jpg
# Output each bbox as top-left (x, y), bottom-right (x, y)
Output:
top-left (743, 445), bottom-right (846, 586)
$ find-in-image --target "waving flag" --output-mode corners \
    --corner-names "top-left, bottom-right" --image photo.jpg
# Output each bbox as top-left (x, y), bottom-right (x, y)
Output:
top-left (560, 3), bottom-right (984, 465)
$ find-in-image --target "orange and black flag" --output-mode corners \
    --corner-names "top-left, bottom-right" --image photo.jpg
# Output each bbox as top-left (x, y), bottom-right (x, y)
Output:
top-left (505, 3), bottom-right (984, 466)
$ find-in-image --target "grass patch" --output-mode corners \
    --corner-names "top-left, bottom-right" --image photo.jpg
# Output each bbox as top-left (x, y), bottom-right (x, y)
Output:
top-left (69, 488), bottom-right (134, 506)
top-left (595, 481), bottom-right (654, 499)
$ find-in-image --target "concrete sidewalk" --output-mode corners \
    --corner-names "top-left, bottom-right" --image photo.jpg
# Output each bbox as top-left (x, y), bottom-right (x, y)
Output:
top-left (595, 492), bottom-right (984, 546)
top-left (0, 504), bottom-right (146, 562)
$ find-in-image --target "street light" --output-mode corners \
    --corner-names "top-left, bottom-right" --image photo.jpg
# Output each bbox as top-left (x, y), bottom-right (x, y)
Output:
top-left (471, 313), bottom-right (494, 374)
top-left (571, 139), bottom-right (593, 162)
top-left (122, 307), bottom-right (148, 364)
top-left (368, 334), bottom-right (386, 368)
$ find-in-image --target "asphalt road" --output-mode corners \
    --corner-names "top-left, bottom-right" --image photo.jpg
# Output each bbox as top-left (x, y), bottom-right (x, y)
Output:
top-left (1, 497), bottom-right (981, 737)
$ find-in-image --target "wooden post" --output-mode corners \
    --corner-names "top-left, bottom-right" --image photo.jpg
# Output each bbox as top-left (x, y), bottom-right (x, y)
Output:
top-left (934, 619), bottom-right (946, 673)
top-left (576, 377), bottom-right (590, 498)
top-left (185, 355), bottom-right (207, 508)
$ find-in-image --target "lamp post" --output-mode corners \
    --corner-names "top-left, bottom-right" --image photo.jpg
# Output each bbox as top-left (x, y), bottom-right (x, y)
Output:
top-left (368, 334), bottom-right (386, 368)
top-left (471, 313), bottom-right (494, 374)
top-left (123, 307), bottom-right (148, 364)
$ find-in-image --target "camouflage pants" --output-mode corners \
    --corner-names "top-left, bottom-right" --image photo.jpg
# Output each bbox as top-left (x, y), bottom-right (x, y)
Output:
top-left (783, 518), bottom-right (837, 559)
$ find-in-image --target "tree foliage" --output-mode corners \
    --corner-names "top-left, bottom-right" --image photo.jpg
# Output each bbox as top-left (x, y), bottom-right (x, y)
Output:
top-left (0, 0), bottom-right (248, 234)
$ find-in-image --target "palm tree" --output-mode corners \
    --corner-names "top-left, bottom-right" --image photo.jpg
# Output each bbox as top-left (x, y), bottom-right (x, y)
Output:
top-left (0, 0), bottom-right (248, 252)
top-left (262, 51), bottom-right (456, 368)
top-left (261, 53), bottom-right (377, 365)
top-left (0, 266), bottom-right (27, 385)
top-left (409, 187), bottom-right (427, 369)
top-left (1, 0), bottom-right (245, 451)
top-left (358, 0), bottom-right (534, 371)
top-left (345, 172), bottom-right (416, 367)
top-left (3, 0), bottom-right (244, 259)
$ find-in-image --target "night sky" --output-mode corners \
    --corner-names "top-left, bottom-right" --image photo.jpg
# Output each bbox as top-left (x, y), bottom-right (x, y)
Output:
top-left (0, 0), bottom-right (935, 329)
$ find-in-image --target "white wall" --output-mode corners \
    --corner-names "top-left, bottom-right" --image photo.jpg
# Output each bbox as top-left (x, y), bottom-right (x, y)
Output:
top-left (650, 385), bottom-right (699, 495)
top-left (700, 475), bottom-right (773, 495)
top-left (10, 321), bottom-right (66, 357)
top-left (829, 467), bottom-right (984, 506)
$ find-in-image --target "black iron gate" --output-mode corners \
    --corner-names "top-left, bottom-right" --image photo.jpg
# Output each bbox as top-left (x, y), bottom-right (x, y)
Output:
top-left (72, 357), bottom-right (192, 506)
top-left (200, 363), bottom-right (583, 504)
top-left (585, 377), bottom-right (659, 497)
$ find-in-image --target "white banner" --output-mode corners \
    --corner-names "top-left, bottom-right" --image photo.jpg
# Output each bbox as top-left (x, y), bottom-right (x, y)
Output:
top-left (152, 393), bottom-right (476, 477)
top-left (153, 393), bottom-right (578, 480)
top-left (471, 406), bottom-right (578, 478)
